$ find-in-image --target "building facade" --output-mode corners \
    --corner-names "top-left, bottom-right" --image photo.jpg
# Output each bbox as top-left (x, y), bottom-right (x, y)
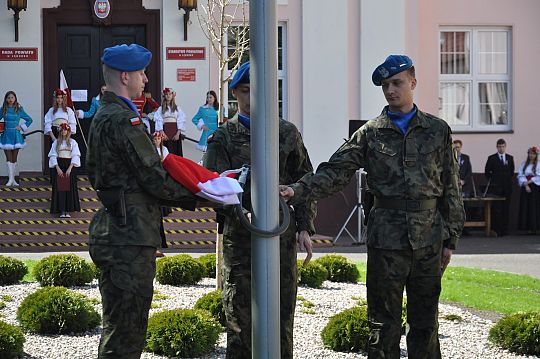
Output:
top-left (0, 0), bottom-right (538, 183)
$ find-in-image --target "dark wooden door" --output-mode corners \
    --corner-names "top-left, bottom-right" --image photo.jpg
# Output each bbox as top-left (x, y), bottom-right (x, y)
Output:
top-left (57, 25), bottom-right (145, 171)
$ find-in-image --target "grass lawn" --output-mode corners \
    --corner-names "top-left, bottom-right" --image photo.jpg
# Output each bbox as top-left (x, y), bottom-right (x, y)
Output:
top-left (22, 260), bottom-right (38, 282)
top-left (355, 262), bottom-right (540, 315)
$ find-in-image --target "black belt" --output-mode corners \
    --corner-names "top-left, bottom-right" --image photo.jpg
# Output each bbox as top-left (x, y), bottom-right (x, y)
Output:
top-left (373, 198), bottom-right (437, 211)
top-left (125, 192), bottom-right (158, 205)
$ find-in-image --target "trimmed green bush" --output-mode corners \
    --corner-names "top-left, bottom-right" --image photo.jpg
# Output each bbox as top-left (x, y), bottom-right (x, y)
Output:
top-left (488, 312), bottom-right (540, 355)
top-left (297, 260), bottom-right (328, 288)
top-left (33, 254), bottom-right (94, 287)
top-left (88, 261), bottom-right (100, 279)
top-left (314, 254), bottom-right (359, 283)
top-left (0, 320), bottom-right (25, 359)
top-left (0, 256), bottom-right (27, 285)
top-left (145, 309), bottom-right (222, 357)
top-left (198, 253), bottom-right (217, 278)
top-left (156, 254), bottom-right (205, 286)
top-left (194, 290), bottom-right (225, 327)
top-left (321, 306), bottom-right (369, 352)
top-left (16, 286), bottom-right (100, 334)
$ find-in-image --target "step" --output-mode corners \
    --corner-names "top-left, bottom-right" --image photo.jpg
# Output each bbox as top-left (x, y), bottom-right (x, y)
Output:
top-left (0, 174), bottom-right (333, 252)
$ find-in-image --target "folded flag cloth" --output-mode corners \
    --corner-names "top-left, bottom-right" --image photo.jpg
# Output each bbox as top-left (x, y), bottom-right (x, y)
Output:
top-left (162, 153), bottom-right (243, 205)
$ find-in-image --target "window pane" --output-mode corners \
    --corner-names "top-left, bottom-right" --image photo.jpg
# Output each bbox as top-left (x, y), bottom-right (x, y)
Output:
top-left (278, 79), bottom-right (283, 119)
top-left (478, 31), bottom-right (508, 74)
top-left (478, 82), bottom-right (508, 125)
top-left (440, 31), bottom-right (470, 74)
top-left (439, 82), bottom-right (470, 125)
top-left (278, 27), bottom-right (283, 70)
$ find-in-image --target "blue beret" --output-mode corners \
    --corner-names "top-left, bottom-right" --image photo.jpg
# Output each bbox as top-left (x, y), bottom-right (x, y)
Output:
top-left (230, 61), bottom-right (250, 89)
top-left (372, 55), bottom-right (413, 86)
top-left (101, 44), bottom-right (152, 72)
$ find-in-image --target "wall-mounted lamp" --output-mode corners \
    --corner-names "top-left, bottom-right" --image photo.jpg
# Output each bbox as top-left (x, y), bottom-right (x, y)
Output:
top-left (7, 0), bottom-right (27, 42)
top-left (178, 0), bottom-right (197, 41)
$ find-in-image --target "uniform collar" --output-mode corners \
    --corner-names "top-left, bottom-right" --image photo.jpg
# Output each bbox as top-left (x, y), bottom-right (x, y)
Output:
top-left (101, 91), bottom-right (139, 116)
top-left (227, 113), bottom-right (251, 135)
top-left (376, 105), bottom-right (430, 132)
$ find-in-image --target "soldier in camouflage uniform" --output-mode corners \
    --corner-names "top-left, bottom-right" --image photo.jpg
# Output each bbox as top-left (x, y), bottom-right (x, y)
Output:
top-left (203, 61), bottom-right (316, 359)
top-left (86, 44), bottom-right (197, 359)
top-left (281, 55), bottom-right (465, 359)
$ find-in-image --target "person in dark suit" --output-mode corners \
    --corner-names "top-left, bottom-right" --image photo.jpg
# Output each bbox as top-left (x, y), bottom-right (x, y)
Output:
top-left (485, 138), bottom-right (515, 236)
top-left (453, 140), bottom-right (473, 197)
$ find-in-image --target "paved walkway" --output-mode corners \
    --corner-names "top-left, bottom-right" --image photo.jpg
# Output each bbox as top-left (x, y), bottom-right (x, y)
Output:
top-left (4, 232), bottom-right (539, 278)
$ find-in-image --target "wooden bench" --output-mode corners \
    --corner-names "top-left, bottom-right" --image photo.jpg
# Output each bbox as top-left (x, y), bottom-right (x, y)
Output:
top-left (462, 197), bottom-right (506, 236)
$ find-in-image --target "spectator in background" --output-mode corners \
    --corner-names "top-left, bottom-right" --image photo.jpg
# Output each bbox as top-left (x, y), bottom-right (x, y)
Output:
top-left (132, 85), bottom-right (160, 133)
top-left (453, 139), bottom-right (473, 197)
top-left (44, 89), bottom-right (77, 140)
top-left (517, 146), bottom-right (540, 234)
top-left (485, 138), bottom-right (515, 236)
top-left (0, 91), bottom-right (33, 187)
top-left (77, 84), bottom-right (106, 120)
top-left (48, 123), bottom-right (81, 218)
top-left (192, 90), bottom-right (219, 152)
top-left (154, 88), bottom-right (186, 156)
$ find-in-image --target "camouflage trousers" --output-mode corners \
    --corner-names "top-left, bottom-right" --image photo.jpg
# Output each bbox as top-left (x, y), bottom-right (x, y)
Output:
top-left (222, 221), bottom-right (298, 359)
top-left (89, 245), bottom-right (156, 359)
top-left (366, 242), bottom-right (442, 359)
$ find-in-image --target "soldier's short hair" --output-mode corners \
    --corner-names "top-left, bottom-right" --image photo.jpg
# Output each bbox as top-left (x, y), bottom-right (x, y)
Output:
top-left (406, 66), bottom-right (416, 79)
top-left (102, 64), bottom-right (120, 87)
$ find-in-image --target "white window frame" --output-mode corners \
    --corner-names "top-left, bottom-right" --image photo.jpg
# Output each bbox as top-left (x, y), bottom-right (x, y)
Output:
top-left (226, 23), bottom-right (288, 120)
top-left (439, 26), bottom-right (512, 132)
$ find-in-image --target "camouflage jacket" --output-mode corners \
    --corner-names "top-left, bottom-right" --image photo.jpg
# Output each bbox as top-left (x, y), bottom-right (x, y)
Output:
top-left (86, 91), bottom-right (197, 247)
top-left (203, 114), bottom-right (316, 235)
top-left (291, 107), bottom-right (464, 250)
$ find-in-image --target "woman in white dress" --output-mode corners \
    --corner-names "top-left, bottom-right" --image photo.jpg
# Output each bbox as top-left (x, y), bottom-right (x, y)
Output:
top-left (44, 89), bottom-right (77, 141)
top-left (48, 123), bottom-right (81, 218)
top-left (154, 88), bottom-right (186, 156)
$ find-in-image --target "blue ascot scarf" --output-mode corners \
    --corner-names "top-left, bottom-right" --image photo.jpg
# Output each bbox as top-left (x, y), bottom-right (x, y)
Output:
top-left (238, 113), bottom-right (250, 129)
top-left (387, 105), bottom-right (417, 134)
top-left (118, 96), bottom-right (139, 115)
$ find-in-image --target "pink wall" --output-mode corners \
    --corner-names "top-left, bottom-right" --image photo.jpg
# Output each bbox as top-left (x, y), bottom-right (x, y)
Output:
top-left (410, 0), bottom-right (540, 172)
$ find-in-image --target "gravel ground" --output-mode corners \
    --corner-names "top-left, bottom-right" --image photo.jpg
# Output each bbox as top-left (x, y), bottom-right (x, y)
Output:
top-left (0, 279), bottom-right (537, 359)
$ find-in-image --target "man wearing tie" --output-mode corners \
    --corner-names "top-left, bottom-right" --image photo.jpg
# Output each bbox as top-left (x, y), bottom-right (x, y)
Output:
top-left (453, 140), bottom-right (473, 197)
top-left (485, 138), bottom-right (515, 236)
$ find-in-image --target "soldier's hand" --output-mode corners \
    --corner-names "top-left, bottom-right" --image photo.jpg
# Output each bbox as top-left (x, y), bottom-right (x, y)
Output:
top-left (441, 247), bottom-right (453, 274)
top-left (297, 230), bottom-right (313, 266)
top-left (279, 185), bottom-right (295, 201)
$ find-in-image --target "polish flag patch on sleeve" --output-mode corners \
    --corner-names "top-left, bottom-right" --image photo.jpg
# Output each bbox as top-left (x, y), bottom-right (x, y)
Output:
top-left (130, 117), bottom-right (141, 126)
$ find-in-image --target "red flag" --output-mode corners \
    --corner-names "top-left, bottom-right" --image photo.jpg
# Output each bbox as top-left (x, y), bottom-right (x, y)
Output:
top-left (162, 153), bottom-right (242, 205)
top-left (60, 70), bottom-right (74, 108)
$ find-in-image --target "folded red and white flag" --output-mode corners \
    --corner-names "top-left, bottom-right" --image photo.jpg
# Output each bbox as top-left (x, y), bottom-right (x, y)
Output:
top-left (162, 152), bottom-right (243, 205)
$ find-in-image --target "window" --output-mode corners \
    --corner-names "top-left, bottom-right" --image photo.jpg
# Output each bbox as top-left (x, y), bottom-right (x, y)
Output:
top-left (227, 24), bottom-right (287, 119)
top-left (439, 27), bottom-right (511, 132)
